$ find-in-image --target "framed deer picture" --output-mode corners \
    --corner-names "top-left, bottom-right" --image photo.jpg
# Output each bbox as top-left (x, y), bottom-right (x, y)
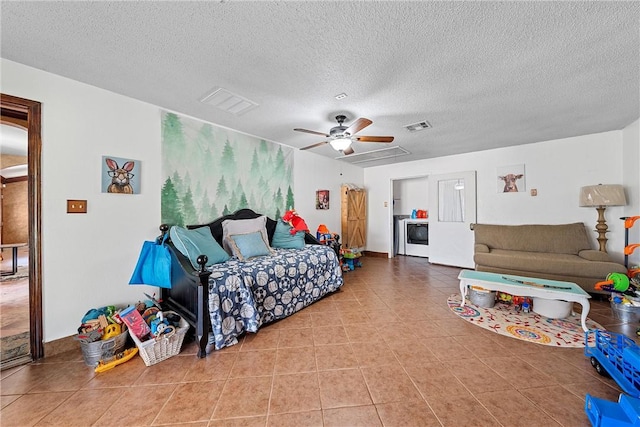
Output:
top-left (102, 155), bottom-right (141, 194)
top-left (496, 164), bottom-right (525, 193)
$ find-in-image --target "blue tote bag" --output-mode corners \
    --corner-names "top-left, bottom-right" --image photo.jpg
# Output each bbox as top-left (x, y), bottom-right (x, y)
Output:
top-left (129, 234), bottom-right (172, 289)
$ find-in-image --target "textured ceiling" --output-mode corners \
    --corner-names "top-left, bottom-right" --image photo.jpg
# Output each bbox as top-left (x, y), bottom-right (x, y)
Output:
top-left (1, 1), bottom-right (638, 167)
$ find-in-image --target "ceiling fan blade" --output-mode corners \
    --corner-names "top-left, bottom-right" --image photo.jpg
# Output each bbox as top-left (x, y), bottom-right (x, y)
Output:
top-left (343, 146), bottom-right (355, 155)
top-left (345, 118), bottom-right (372, 135)
top-left (355, 136), bottom-right (394, 143)
top-left (294, 128), bottom-right (331, 138)
top-left (300, 141), bottom-right (329, 151)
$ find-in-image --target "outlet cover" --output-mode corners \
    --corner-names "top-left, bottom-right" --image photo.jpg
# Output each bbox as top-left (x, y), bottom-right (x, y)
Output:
top-left (67, 199), bottom-right (87, 213)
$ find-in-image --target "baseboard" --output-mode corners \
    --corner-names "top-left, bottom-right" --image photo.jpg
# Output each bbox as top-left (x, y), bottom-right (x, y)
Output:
top-left (363, 251), bottom-right (388, 258)
top-left (44, 335), bottom-right (77, 358)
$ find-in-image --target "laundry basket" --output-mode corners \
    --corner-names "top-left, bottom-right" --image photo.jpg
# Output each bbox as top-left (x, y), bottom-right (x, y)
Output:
top-left (78, 328), bottom-right (129, 367)
top-left (130, 311), bottom-right (190, 366)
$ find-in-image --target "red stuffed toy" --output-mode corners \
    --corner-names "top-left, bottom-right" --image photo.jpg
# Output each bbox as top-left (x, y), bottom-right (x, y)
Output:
top-left (282, 209), bottom-right (309, 235)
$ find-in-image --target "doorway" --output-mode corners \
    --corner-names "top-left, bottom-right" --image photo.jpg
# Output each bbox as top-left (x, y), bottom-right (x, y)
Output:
top-left (0, 93), bottom-right (43, 369)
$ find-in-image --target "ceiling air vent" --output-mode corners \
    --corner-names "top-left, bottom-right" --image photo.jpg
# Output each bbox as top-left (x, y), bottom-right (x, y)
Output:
top-left (404, 120), bottom-right (432, 132)
top-left (200, 87), bottom-right (259, 116)
top-left (337, 146), bottom-right (410, 164)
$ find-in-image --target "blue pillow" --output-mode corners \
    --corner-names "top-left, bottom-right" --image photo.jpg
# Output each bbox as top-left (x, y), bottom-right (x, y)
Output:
top-left (272, 219), bottom-right (306, 249)
top-left (228, 231), bottom-right (274, 261)
top-left (169, 226), bottom-right (230, 269)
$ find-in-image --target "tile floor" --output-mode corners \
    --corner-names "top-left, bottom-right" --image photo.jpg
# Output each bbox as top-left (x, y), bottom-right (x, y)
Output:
top-left (0, 255), bottom-right (636, 426)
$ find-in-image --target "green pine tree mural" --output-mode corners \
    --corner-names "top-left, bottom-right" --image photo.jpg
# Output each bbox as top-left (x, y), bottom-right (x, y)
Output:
top-left (161, 111), bottom-right (294, 224)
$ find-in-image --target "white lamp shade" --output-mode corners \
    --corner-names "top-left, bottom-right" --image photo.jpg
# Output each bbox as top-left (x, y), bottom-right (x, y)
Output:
top-left (579, 184), bottom-right (626, 207)
top-left (329, 138), bottom-right (351, 151)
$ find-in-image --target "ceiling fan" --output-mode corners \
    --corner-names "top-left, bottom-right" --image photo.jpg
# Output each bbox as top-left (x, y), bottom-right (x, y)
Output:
top-left (294, 115), bottom-right (394, 155)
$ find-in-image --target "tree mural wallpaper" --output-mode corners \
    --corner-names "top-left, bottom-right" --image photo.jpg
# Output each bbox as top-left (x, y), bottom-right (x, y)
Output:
top-left (161, 111), bottom-right (294, 226)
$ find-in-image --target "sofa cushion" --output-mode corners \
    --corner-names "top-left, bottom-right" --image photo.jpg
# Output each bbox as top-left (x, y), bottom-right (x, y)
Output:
top-left (221, 216), bottom-right (271, 254)
top-left (473, 223), bottom-right (592, 255)
top-left (169, 226), bottom-right (230, 269)
top-left (272, 219), bottom-right (306, 249)
top-left (474, 249), bottom-right (627, 279)
top-left (227, 231), bottom-right (274, 261)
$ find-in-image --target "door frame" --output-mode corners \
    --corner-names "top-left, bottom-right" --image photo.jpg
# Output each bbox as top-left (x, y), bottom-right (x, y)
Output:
top-left (1, 93), bottom-right (43, 360)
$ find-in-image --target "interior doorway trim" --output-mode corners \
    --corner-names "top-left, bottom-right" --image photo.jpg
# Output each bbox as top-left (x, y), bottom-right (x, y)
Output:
top-left (1, 93), bottom-right (43, 361)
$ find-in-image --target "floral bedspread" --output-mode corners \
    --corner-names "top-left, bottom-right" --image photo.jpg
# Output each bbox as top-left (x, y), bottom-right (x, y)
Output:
top-left (207, 244), bottom-right (343, 350)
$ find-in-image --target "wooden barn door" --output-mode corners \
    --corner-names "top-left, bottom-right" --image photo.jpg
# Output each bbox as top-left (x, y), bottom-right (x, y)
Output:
top-left (341, 185), bottom-right (366, 248)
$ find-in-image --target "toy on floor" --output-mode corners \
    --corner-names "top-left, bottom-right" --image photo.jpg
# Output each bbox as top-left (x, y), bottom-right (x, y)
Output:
top-left (341, 248), bottom-right (362, 271)
top-left (595, 272), bottom-right (631, 293)
top-left (94, 347), bottom-right (139, 373)
top-left (282, 209), bottom-right (309, 235)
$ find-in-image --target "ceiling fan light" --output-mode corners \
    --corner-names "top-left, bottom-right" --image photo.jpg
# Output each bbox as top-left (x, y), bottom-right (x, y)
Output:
top-left (330, 138), bottom-right (351, 151)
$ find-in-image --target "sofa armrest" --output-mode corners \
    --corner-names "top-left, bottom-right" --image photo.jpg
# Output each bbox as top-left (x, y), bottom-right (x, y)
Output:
top-left (578, 249), bottom-right (612, 262)
top-left (475, 243), bottom-right (490, 254)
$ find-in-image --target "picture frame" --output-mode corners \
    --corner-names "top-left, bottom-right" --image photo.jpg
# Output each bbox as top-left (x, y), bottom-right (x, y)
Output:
top-left (316, 190), bottom-right (329, 210)
top-left (496, 164), bottom-right (525, 193)
top-left (102, 155), bottom-right (141, 194)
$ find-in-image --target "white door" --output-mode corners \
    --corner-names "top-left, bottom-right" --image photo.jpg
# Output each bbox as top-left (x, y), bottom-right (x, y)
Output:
top-left (427, 171), bottom-right (477, 268)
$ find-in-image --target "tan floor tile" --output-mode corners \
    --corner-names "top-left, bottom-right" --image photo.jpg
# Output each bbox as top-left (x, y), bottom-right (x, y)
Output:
top-left (520, 385), bottom-right (593, 426)
top-left (351, 341), bottom-right (399, 367)
top-left (153, 380), bottom-right (225, 424)
top-left (448, 358), bottom-right (515, 394)
top-left (310, 312), bottom-right (342, 327)
top-left (427, 393), bottom-right (501, 427)
top-left (423, 336), bottom-right (475, 361)
top-left (343, 322), bottom-right (380, 343)
top-left (389, 339), bottom-right (439, 366)
top-left (562, 378), bottom-right (622, 402)
top-left (312, 325), bottom-right (349, 346)
top-left (271, 312), bottom-right (312, 330)
top-left (361, 364), bottom-right (422, 404)
top-left (277, 327), bottom-right (314, 348)
top-left (274, 346), bottom-right (316, 374)
top-left (269, 372), bottom-right (320, 414)
top-left (376, 400), bottom-right (441, 427)
top-left (404, 362), bottom-right (471, 398)
top-left (35, 388), bottom-right (121, 426)
top-left (213, 376), bottom-right (272, 419)
top-left (267, 410), bottom-right (323, 427)
top-left (318, 369), bottom-right (373, 408)
top-left (182, 351), bottom-right (237, 382)
top-left (241, 329), bottom-right (280, 350)
top-left (230, 350), bottom-right (276, 378)
top-left (315, 343), bottom-right (359, 371)
top-left (83, 355), bottom-right (147, 388)
top-left (94, 384), bottom-right (176, 426)
top-left (338, 309), bottom-right (371, 324)
top-left (482, 355), bottom-right (558, 389)
top-left (322, 405), bottom-right (383, 427)
top-left (1, 395), bottom-right (20, 409)
top-left (209, 416), bottom-right (267, 426)
top-left (133, 354), bottom-right (193, 385)
top-left (475, 390), bottom-right (562, 426)
top-left (0, 392), bottom-right (73, 427)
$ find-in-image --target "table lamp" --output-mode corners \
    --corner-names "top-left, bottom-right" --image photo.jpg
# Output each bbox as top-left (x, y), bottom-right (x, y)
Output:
top-left (579, 184), bottom-right (626, 253)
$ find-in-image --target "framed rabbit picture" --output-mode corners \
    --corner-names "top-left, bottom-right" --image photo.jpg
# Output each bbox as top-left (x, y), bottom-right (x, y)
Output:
top-left (102, 155), bottom-right (141, 194)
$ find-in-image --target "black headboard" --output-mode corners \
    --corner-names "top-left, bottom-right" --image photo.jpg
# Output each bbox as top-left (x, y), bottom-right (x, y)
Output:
top-left (187, 209), bottom-right (278, 245)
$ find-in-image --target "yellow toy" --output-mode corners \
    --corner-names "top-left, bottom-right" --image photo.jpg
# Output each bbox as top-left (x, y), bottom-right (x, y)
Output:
top-left (94, 347), bottom-right (138, 373)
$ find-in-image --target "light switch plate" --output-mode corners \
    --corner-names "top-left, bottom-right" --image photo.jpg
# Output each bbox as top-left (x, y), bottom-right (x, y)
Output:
top-left (67, 199), bottom-right (87, 213)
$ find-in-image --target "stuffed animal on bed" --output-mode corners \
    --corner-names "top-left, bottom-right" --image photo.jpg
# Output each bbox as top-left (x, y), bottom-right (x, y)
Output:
top-left (282, 209), bottom-right (309, 235)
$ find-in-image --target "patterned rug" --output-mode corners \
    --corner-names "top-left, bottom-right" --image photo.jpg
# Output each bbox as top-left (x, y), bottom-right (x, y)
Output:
top-left (447, 293), bottom-right (603, 347)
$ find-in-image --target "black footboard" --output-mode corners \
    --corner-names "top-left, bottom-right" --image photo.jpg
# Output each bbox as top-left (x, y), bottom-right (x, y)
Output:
top-left (159, 225), bottom-right (211, 358)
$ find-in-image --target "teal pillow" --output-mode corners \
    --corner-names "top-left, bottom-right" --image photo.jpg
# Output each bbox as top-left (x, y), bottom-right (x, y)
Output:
top-left (272, 219), bottom-right (305, 249)
top-left (169, 226), bottom-right (230, 269)
top-left (228, 231), bottom-right (274, 261)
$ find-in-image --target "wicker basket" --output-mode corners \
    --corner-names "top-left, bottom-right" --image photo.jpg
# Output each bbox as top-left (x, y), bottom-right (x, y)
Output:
top-left (129, 311), bottom-right (189, 366)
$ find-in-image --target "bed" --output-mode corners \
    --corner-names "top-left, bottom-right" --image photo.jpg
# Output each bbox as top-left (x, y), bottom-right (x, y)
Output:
top-left (159, 209), bottom-right (344, 356)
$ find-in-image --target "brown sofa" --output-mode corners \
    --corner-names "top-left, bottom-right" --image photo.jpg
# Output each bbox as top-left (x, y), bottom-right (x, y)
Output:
top-left (473, 222), bottom-right (627, 294)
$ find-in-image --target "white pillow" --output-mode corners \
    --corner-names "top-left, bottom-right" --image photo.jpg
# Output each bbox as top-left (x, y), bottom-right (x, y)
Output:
top-left (221, 216), bottom-right (271, 254)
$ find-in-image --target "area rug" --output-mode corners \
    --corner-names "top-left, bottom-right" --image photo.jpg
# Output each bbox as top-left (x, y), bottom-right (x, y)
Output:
top-left (1, 266), bottom-right (29, 281)
top-left (447, 294), bottom-right (603, 347)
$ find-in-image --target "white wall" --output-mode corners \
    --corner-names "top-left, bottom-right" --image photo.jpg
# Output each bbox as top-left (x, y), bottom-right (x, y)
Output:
top-left (392, 176), bottom-right (428, 216)
top-left (365, 130), bottom-right (631, 266)
top-left (623, 119), bottom-right (640, 267)
top-left (1, 59), bottom-right (360, 342)
top-left (293, 150), bottom-right (363, 237)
